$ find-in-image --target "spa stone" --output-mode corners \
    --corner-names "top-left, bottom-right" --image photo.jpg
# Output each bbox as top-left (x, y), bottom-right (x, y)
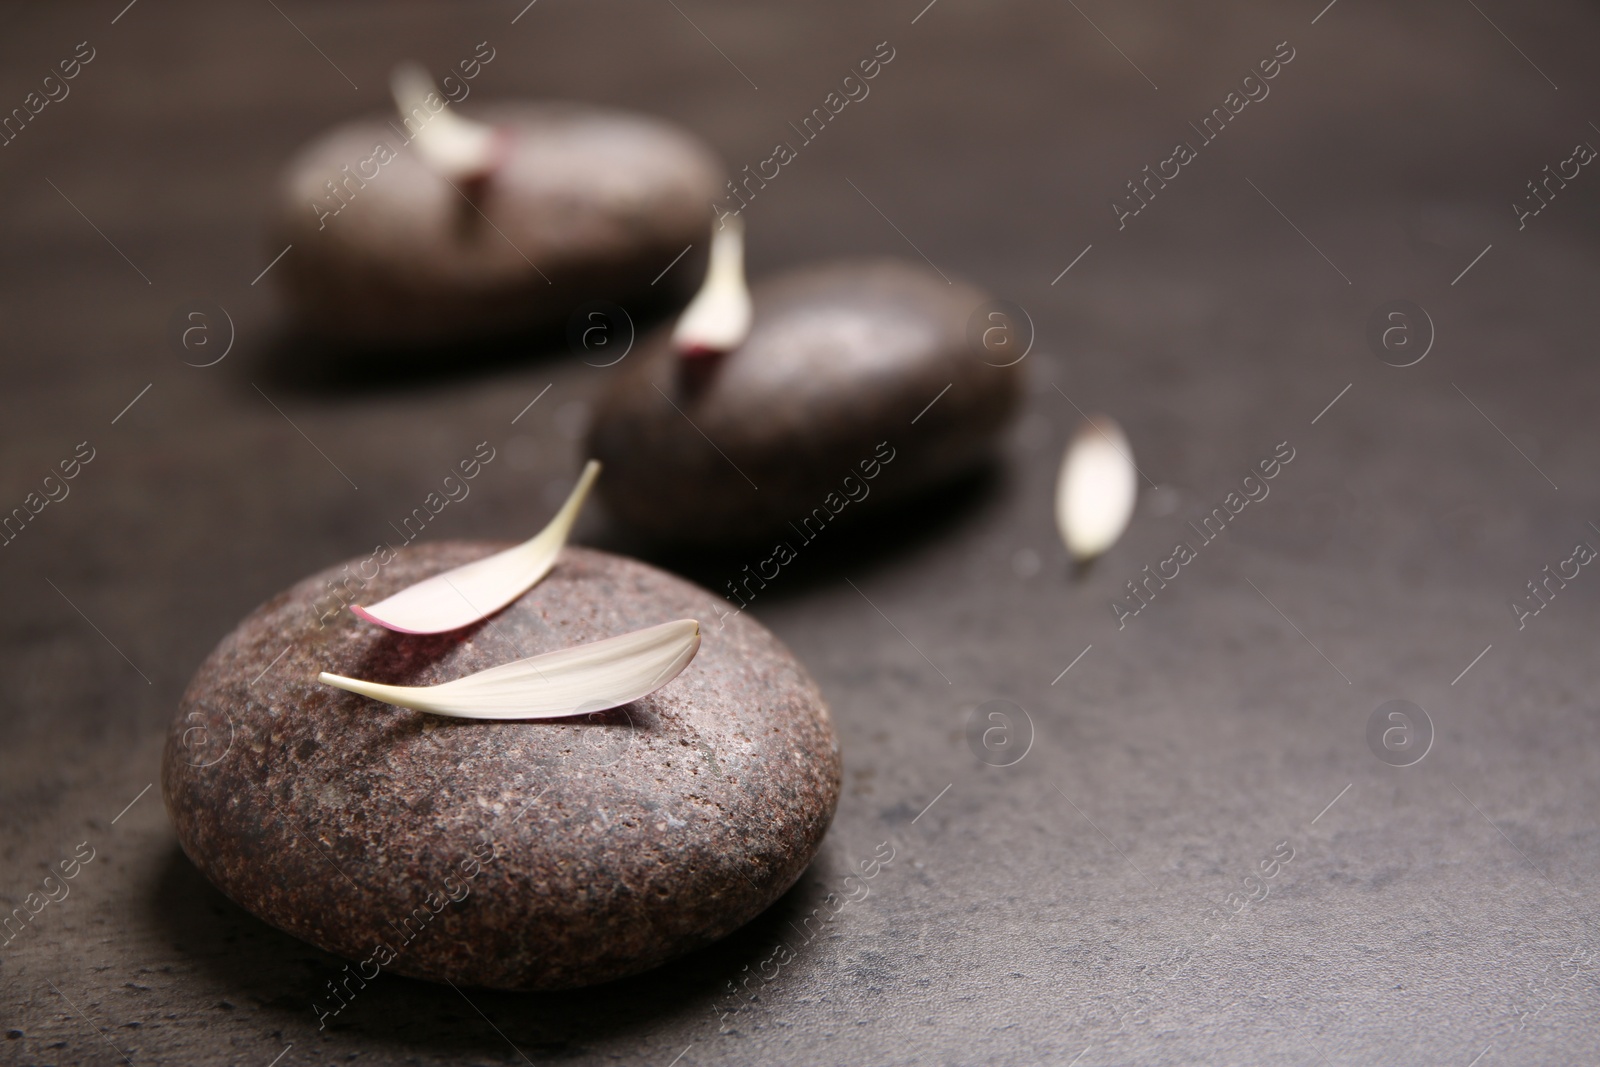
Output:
top-left (162, 543), bottom-right (840, 990)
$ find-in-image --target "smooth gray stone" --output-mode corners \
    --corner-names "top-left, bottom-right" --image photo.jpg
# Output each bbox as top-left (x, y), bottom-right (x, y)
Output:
top-left (586, 259), bottom-right (1023, 546)
top-left (272, 102), bottom-right (722, 346)
top-left (162, 543), bottom-right (841, 991)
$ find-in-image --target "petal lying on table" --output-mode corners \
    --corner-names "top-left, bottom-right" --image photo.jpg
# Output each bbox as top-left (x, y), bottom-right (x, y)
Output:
top-left (352, 460), bottom-right (600, 634)
top-left (317, 618), bottom-right (702, 720)
top-left (1055, 414), bottom-right (1138, 563)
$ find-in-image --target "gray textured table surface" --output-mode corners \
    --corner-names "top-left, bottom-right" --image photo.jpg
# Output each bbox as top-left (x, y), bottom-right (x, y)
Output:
top-left (4, 2), bottom-right (1600, 1064)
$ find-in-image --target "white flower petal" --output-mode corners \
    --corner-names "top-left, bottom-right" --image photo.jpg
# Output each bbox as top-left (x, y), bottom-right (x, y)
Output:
top-left (390, 61), bottom-right (501, 182)
top-left (672, 215), bottom-right (753, 357)
top-left (352, 461), bottom-right (600, 634)
top-left (1055, 415), bottom-right (1138, 562)
top-left (318, 619), bottom-right (702, 720)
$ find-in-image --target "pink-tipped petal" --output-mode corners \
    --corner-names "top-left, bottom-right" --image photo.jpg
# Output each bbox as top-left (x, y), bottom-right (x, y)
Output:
top-left (672, 215), bottom-right (752, 358)
top-left (349, 461), bottom-right (601, 634)
top-left (348, 604), bottom-right (430, 634)
top-left (390, 61), bottom-right (502, 182)
top-left (486, 125), bottom-right (515, 174)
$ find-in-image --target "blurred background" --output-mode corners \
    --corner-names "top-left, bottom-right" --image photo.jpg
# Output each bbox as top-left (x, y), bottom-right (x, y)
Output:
top-left (4, 1), bottom-right (1600, 1064)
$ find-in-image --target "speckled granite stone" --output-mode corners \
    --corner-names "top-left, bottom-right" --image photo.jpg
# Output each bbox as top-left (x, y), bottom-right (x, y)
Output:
top-left (585, 259), bottom-right (1024, 546)
top-left (272, 103), bottom-right (722, 346)
top-left (161, 543), bottom-right (840, 991)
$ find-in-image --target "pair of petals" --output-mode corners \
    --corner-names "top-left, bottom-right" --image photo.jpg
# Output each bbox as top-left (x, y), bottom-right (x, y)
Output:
top-left (318, 461), bottom-right (701, 719)
top-left (395, 60), bottom-right (754, 359)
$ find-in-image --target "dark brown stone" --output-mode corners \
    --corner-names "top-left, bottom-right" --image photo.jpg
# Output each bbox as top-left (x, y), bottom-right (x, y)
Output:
top-left (271, 103), bottom-right (723, 346)
top-left (585, 258), bottom-right (1024, 546)
top-left (161, 543), bottom-right (840, 991)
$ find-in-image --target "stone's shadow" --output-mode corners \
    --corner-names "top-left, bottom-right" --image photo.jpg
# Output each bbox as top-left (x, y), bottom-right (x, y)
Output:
top-left (147, 841), bottom-right (849, 1057)
top-left (235, 298), bottom-right (677, 400)
top-left (592, 460), bottom-right (1009, 606)
top-left (238, 324), bottom-right (554, 399)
